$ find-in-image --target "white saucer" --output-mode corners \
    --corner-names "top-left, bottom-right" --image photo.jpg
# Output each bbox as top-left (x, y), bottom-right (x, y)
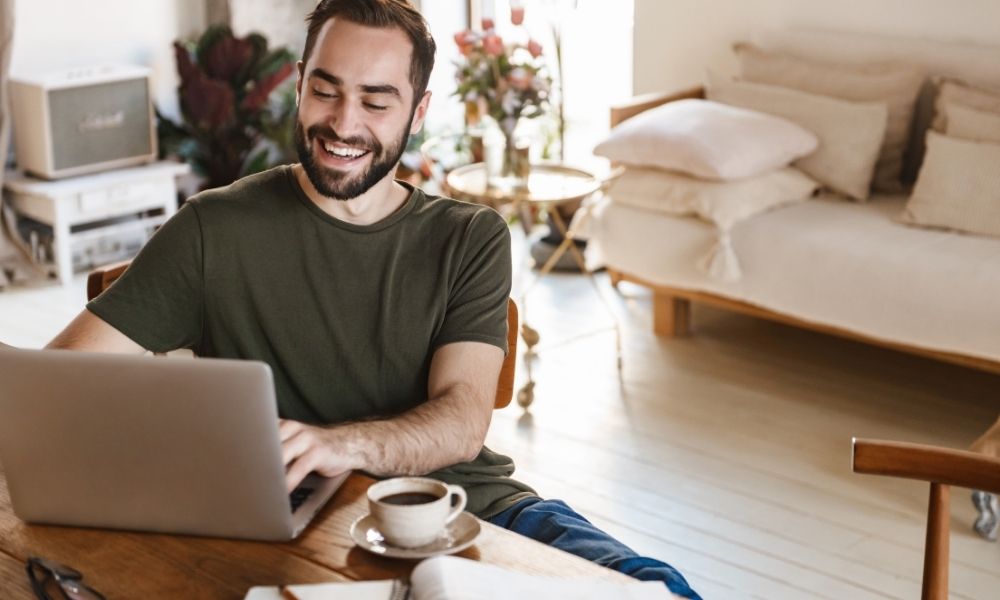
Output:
top-left (349, 511), bottom-right (481, 559)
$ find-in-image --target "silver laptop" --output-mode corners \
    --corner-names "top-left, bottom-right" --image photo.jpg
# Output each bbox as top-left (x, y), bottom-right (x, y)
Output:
top-left (0, 347), bottom-right (347, 541)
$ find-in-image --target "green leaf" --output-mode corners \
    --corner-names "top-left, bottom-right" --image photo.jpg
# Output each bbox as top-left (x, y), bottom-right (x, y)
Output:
top-left (242, 146), bottom-right (271, 176)
top-left (195, 24), bottom-right (233, 62)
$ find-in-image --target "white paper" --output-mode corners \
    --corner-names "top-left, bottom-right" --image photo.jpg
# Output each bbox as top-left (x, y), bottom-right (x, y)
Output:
top-left (245, 580), bottom-right (401, 600)
top-left (410, 556), bottom-right (672, 600)
top-left (245, 556), bottom-right (673, 600)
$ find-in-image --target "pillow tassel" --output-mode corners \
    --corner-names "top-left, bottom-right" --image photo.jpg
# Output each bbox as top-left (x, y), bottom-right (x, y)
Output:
top-left (699, 230), bottom-right (742, 282)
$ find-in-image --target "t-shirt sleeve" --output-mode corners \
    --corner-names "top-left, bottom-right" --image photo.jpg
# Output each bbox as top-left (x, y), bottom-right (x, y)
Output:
top-left (433, 208), bottom-right (512, 354)
top-left (86, 201), bottom-right (205, 352)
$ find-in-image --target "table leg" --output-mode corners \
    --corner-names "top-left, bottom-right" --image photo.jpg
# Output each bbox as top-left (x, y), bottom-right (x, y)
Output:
top-left (519, 199), bottom-right (624, 398)
top-left (53, 218), bottom-right (73, 286)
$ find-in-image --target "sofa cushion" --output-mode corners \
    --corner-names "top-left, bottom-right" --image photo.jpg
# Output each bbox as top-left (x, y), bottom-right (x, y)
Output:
top-left (901, 131), bottom-right (1000, 238)
top-left (587, 192), bottom-right (1000, 362)
top-left (735, 43), bottom-right (924, 192)
top-left (932, 79), bottom-right (1000, 131)
top-left (592, 98), bottom-right (818, 181)
top-left (706, 73), bottom-right (888, 201)
top-left (944, 103), bottom-right (1000, 143)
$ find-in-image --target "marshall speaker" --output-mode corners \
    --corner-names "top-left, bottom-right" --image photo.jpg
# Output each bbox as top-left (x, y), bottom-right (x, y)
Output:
top-left (9, 66), bottom-right (157, 179)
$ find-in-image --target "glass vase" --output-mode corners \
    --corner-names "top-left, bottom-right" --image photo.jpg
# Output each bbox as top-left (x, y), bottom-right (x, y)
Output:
top-left (487, 118), bottom-right (530, 193)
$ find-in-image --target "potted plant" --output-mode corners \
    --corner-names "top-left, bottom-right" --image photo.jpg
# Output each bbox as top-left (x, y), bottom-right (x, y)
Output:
top-left (157, 25), bottom-right (297, 190)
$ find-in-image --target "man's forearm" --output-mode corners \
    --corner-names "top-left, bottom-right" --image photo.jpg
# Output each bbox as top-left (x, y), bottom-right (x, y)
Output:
top-left (279, 382), bottom-right (493, 490)
top-left (332, 383), bottom-right (489, 476)
top-left (279, 340), bottom-right (503, 491)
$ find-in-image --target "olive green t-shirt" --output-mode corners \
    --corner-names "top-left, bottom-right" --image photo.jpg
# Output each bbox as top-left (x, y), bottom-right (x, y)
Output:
top-left (87, 165), bottom-right (536, 518)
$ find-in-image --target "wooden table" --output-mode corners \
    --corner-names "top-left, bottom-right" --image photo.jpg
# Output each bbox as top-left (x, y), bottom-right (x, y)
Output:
top-left (0, 471), bottom-right (635, 598)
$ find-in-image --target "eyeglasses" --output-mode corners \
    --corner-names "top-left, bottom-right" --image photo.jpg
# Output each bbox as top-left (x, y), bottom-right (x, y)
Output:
top-left (25, 557), bottom-right (106, 600)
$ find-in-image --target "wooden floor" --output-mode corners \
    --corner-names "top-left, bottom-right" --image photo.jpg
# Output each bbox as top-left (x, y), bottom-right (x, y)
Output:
top-left (2, 246), bottom-right (999, 598)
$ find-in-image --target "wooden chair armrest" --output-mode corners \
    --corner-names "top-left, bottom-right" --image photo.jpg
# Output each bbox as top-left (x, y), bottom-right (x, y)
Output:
top-left (609, 86), bottom-right (705, 128)
top-left (853, 438), bottom-right (1000, 494)
top-left (86, 260), bottom-right (132, 301)
top-left (494, 298), bottom-right (518, 410)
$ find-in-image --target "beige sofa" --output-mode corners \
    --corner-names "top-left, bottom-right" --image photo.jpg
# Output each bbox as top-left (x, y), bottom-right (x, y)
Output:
top-left (585, 30), bottom-right (1000, 375)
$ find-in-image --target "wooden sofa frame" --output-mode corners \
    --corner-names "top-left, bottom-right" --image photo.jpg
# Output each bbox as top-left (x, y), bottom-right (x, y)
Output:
top-left (607, 87), bottom-right (1000, 376)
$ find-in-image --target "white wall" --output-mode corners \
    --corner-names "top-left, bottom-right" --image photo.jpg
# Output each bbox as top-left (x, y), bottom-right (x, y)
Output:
top-left (230, 0), bottom-right (315, 59)
top-left (10, 0), bottom-right (206, 120)
top-left (633, 0), bottom-right (1000, 94)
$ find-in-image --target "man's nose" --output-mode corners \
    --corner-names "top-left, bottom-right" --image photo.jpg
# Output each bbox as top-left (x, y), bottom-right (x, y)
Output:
top-left (327, 99), bottom-right (364, 140)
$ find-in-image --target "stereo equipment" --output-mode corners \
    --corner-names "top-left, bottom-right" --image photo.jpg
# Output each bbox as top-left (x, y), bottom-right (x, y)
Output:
top-left (9, 65), bottom-right (157, 180)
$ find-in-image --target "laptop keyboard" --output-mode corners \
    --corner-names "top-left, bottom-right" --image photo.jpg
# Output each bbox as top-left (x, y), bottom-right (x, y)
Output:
top-left (289, 486), bottom-right (316, 513)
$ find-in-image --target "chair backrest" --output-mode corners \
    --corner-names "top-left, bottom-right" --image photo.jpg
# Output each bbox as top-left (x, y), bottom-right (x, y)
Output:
top-left (852, 438), bottom-right (1000, 600)
top-left (87, 262), bottom-right (519, 409)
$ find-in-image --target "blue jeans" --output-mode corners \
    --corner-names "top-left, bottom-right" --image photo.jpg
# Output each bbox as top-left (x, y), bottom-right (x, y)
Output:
top-left (488, 497), bottom-right (702, 599)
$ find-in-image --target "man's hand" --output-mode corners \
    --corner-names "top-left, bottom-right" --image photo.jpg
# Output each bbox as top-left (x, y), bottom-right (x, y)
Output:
top-left (279, 341), bottom-right (502, 492)
top-left (279, 419), bottom-right (357, 492)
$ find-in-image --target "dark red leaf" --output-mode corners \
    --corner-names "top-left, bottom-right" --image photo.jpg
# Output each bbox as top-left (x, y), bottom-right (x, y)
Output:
top-left (202, 33), bottom-right (256, 83)
top-left (180, 70), bottom-right (235, 130)
top-left (239, 62), bottom-right (294, 113)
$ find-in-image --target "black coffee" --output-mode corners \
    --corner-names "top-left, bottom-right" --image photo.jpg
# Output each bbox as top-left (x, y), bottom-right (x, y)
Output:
top-left (380, 492), bottom-right (440, 506)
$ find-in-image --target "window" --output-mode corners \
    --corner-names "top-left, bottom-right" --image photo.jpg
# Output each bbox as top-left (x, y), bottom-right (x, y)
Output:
top-left (421, 0), bottom-right (634, 170)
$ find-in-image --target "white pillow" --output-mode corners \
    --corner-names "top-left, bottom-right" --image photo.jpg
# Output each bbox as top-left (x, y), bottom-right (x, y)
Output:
top-left (944, 103), bottom-right (1000, 144)
top-left (706, 72), bottom-right (888, 202)
top-left (734, 43), bottom-right (924, 192)
top-left (592, 98), bottom-right (817, 181)
top-left (609, 166), bottom-right (819, 282)
top-left (609, 165), bottom-right (819, 230)
top-left (901, 131), bottom-right (1000, 238)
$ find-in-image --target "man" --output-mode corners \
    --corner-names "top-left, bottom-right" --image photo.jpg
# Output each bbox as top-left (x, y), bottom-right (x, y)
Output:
top-left (47, 1), bottom-right (699, 597)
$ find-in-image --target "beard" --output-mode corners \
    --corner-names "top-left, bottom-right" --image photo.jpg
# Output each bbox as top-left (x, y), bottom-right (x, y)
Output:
top-left (294, 110), bottom-right (412, 201)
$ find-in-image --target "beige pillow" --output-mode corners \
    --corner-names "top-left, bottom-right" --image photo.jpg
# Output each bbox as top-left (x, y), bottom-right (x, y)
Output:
top-left (735, 43), bottom-right (924, 192)
top-left (609, 166), bottom-right (819, 230)
top-left (592, 98), bottom-right (818, 180)
top-left (943, 103), bottom-right (1000, 144)
top-left (931, 79), bottom-right (1000, 131)
top-left (706, 73), bottom-right (888, 201)
top-left (901, 131), bottom-right (1000, 238)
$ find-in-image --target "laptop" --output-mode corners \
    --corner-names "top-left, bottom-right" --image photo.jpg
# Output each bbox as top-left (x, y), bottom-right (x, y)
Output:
top-left (0, 347), bottom-right (347, 541)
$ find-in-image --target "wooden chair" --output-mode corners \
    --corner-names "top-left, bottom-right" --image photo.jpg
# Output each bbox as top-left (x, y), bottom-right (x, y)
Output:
top-left (88, 262), bottom-right (519, 409)
top-left (852, 438), bottom-right (1000, 599)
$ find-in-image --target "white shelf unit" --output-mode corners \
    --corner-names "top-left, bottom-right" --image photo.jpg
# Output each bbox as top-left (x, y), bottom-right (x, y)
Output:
top-left (4, 161), bottom-right (190, 285)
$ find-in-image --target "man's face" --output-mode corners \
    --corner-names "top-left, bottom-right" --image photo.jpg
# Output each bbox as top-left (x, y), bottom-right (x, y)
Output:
top-left (295, 18), bottom-right (429, 200)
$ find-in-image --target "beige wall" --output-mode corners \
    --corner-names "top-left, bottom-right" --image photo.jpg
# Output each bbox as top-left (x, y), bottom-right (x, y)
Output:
top-left (230, 0), bottom-right (316, 59)
top-left (633, 0), bottom-right (1000, 94)
top-left (10, 0), bottom-right (206, 120)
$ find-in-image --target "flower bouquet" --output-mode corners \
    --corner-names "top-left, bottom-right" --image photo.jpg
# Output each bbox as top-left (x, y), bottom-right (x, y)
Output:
top-left (453, 9), bottom-right (551, 188)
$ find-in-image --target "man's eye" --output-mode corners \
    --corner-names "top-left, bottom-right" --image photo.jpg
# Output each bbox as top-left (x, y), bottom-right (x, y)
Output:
top-left (364, 103), bottom-right (388, 111)
top-left (312, 89), bottom-right (335, 99)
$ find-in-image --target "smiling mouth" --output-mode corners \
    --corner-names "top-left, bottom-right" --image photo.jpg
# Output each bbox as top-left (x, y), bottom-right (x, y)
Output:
top-left (318, 139), bottom-right (371, 163)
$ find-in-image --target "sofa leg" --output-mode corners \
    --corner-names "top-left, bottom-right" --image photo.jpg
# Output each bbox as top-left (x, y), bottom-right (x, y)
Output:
top-left (653, 292), bottom-right (691, 337)
top-left (608, 268), bottom-right (623, 289)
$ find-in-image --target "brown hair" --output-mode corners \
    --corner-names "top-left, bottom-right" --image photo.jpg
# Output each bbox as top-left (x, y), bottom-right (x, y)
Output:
top-left (302, 0), bottom-right (436, 107)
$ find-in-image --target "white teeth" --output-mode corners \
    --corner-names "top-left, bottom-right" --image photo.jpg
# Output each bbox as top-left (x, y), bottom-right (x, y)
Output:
top-left (322, 142), bottom-right (366, 158)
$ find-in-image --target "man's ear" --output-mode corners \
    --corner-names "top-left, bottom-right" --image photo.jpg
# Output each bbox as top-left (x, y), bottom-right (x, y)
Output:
top-left (295, 60), bottom-right (305, 106)
top-left (409, 91), bottom-right (432, 134)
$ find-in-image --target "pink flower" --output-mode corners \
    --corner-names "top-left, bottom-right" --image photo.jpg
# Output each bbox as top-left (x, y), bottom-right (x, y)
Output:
top-left (527, 39), bottom-right (543, 58)
top-left (453, 30), bottom-right (473, 47)
top-left (482, 18), bottom-right (495, 31)
top-left (483, 34), bottom-right (504, 56)
top-left (510, 6), bottom-right (525, 25)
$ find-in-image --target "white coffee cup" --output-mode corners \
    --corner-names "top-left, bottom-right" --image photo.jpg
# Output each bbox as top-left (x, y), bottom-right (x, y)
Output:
top-left (367, 477), bottom-right (467, 548)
